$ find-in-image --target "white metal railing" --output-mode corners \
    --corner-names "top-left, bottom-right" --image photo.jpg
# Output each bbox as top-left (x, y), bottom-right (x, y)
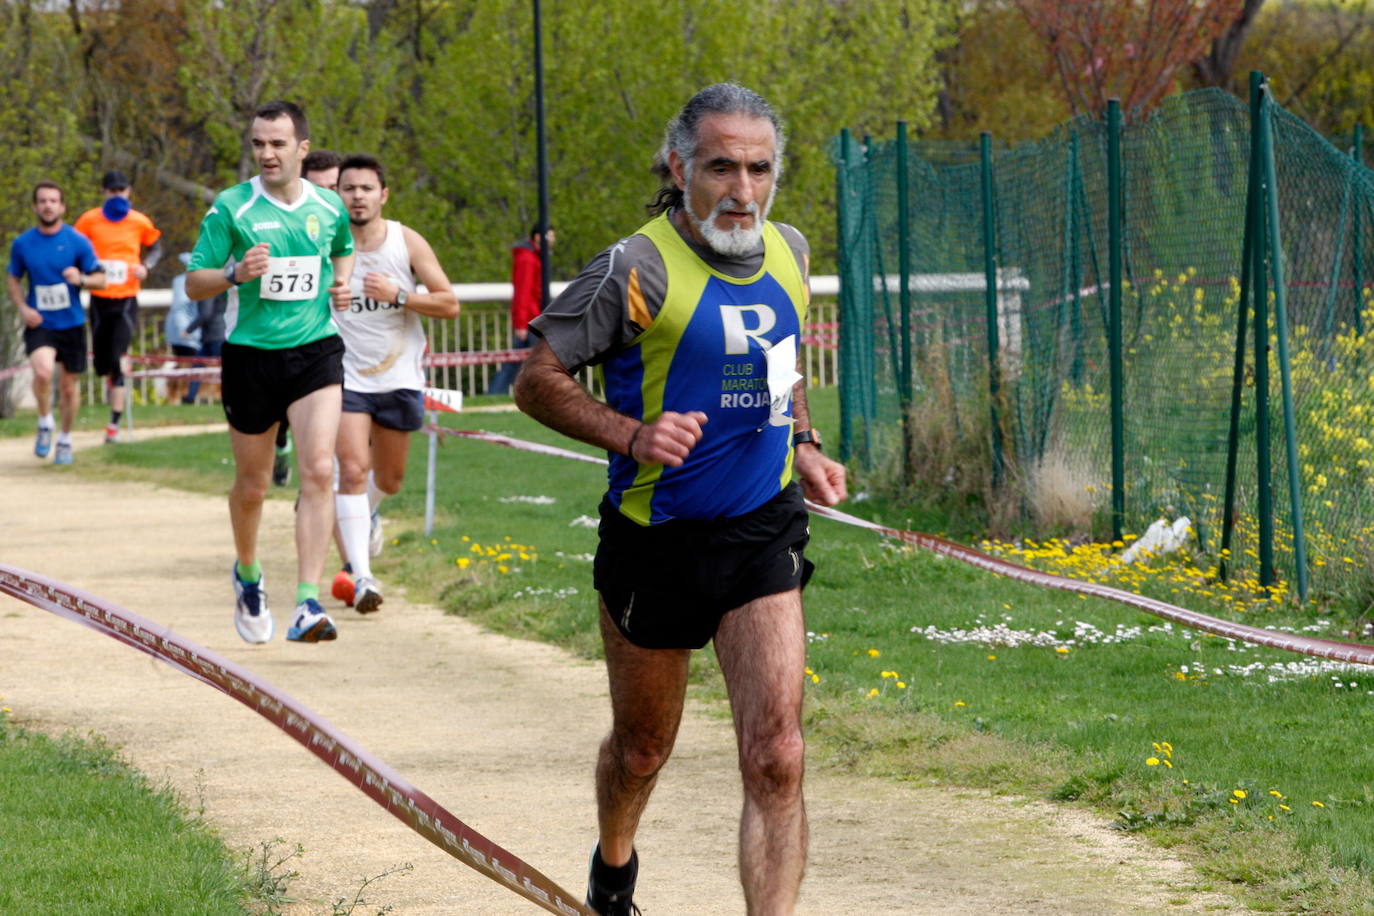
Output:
top-left (76, 278), bottom-right (841, 405)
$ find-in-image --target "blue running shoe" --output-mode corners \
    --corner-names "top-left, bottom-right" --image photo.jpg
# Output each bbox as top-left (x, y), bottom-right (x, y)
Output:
top-left (34, 426), bottom-right (52, 458)
top-left (52, 441), bottom-right (73, 466)
top-left (232, 565), bottom-right (273, 644)
top-left (287, 598), bottom-right (338, 643)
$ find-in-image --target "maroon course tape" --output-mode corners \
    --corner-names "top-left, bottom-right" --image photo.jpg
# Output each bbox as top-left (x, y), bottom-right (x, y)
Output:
top-left (807, 504), bottom-right (1374, 666)
top-left (0, 564), bottom-right (591, 915)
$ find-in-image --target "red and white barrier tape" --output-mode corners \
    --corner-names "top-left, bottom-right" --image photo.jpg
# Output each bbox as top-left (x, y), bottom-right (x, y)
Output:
top-left (0, 564), bottom-right (591, 915)
top-left (429, 427), bottom-right (1374, 667)
top-left (423, 425), bottom-right (612, 467)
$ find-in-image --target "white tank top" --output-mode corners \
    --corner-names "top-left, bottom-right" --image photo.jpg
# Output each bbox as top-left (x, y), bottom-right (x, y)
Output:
top-left (337, 220), bottom-right (425, 392)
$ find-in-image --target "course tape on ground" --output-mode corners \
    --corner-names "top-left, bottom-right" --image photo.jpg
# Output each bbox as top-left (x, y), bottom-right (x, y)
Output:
top-left (431, 426), bottom-right (1374, 667)
top-left (0, 564), bottom-right (591, 916)
top-left (806, 504), bottom-right (1374, 666)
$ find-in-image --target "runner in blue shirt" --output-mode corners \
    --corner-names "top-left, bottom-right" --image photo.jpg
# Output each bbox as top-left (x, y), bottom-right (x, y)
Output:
top-left (6, 181), bottom-right (106, 465)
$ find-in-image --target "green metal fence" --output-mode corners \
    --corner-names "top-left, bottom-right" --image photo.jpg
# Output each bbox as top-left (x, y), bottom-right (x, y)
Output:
top-left (835, 76), bottom-right (1374, 602)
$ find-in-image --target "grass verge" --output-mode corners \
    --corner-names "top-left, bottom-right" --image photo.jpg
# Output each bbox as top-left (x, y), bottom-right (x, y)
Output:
top-left (48, 391), bottom-right (1374, 913)
top-left (0, 705), bottom-right (249, 914)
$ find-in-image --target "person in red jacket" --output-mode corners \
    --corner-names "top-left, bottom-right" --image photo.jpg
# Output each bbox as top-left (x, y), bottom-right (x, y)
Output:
top-left (486, 224), bottom-right (552, 395)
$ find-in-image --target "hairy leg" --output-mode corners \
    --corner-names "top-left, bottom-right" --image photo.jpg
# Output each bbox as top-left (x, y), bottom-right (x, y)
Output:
top-left (286, 384), bottom-right (343, 588)
top-left (713, 588), bottom-right (808, 915)
top-left (228, 424), bottom-right (277, 566)
top-left (595, 597), bottom-right (690, 867)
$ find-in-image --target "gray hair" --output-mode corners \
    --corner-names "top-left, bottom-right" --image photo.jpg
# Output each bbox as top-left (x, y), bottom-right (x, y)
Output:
top-left (648, 83), bottom-right (786, 215)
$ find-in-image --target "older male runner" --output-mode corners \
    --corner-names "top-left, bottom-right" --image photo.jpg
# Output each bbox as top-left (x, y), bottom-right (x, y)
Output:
top-left (185, 100), bottom-right (354, 645)
top-left (330, 153), bottom-right (459, 613)
top-left (515, 83), bottom-right (847, 915)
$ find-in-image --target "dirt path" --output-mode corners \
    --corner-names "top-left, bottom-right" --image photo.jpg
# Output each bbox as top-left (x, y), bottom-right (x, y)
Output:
top-left (0, 427), bottom-right (1249, 915)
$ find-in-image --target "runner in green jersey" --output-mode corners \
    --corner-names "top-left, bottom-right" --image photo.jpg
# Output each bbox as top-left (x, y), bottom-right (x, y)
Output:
top-left (185, 100), bottom-right (355, 647)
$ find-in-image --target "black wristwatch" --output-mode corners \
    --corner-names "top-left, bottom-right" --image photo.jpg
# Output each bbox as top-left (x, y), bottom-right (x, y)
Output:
top-left (793, 429), bottom-right (823, 451)
top-left (223, 261), bottom-right (240, 287)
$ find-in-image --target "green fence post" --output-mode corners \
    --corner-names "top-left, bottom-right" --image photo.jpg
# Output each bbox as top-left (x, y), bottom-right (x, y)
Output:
top-left (896, 121), bottom-right (913, 478)
top-left (1355, 123), bottom-right (1365, 336)
top-left (980, 131), bottom-right (1005, 488)
top-left (1221, 73), bottom-right (1264, 582)
top-left (836, 127), bottom-right (854, 463)
top-left (1249, 77), bottom-right (1275, 590)
top-left (1107, 99), bottom-right (1125, 544)
top-left (1260, 83), bottom-right (1309, 602)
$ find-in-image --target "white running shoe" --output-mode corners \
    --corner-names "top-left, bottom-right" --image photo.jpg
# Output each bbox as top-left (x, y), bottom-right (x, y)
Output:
top-left (369, 510), bottom-right (385, 557)
top-left (353, 576), bottom-right (384, 614)
top-left (232, 565), bottom-right (273, 644)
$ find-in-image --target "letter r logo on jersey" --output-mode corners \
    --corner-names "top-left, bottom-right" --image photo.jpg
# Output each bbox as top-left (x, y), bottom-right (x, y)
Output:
top-left (719, 304), bottom-right (776, 355)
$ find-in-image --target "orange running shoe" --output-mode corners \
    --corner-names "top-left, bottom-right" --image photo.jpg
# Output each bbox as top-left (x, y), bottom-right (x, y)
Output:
top-left (331, 568), bottom-right (355, 607)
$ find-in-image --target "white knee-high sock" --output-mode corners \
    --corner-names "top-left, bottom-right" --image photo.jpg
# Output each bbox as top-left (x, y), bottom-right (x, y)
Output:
top-left (367, 471), bottom-right (385, 514)
top-left (336, 492), bottom-right (372, 579)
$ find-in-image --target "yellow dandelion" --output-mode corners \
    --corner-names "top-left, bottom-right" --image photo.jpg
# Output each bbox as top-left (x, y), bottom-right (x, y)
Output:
top-left (1269, 790), bottom-right (1283, 798)
top-left (1279, 804), bottom-right (1291, 811)
top-left (811, 674), bottom-right (820, 684)
top-left (1056, 647), bottom-right (1070, 654)
top-left (455, 557), bottom-right (469, 569)
top-left (1146, 757), bottom-right (1160, 766)
top-left (497, 564), bottom-right (509, 574)
top-left (987, 655), bottom-right (997, 661)
top-left (954, 700), bottom-right (966, 707)
top-left (1228, 798), bottom-right (1239, 805)
top-left (866, 688), bottom-right (880, 699)
top-left (1312, 800), bottom-right (1326, 808)
top-left (1233, 790), bottom-right (1247, 799)
top-left (1162, 759), bottom-right (1173, 768)
top-left (897, 682), bottom-right (906, 689)
top-left (867, 648), bottom-right (881, 658)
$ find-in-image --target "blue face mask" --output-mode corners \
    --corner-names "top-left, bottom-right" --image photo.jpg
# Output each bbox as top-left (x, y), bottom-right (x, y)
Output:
top-left (102, 195), bottom-right (131, 222)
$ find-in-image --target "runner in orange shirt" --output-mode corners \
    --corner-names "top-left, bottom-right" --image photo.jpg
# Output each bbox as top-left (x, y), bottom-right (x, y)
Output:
top-left (73, 170), bottom-right (163, 443)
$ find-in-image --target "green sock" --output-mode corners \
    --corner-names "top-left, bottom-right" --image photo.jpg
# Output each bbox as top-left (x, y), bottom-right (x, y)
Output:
top-left (295, 582), bottom-right (320, 605)
top-left (236, 560), bottom-right (262, 583)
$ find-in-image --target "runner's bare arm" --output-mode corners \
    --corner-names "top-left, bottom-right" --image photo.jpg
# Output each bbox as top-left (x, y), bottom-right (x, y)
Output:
top-left (329, 253), bottom-right (355, 310)
top-left (363, 226), bottom-right (458, 319)
top-left (790, 369), bottom-right (847, 507)
top-left (62, 265), bottom-right (107, 290)
top-left (185, 242), bottom-right (271, 300)
top-left (8, 274), bottom-right (41, 329)
top-left (514, 340), bottom-right (706, 467)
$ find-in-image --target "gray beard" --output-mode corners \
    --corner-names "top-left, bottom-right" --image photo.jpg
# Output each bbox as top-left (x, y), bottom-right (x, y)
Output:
top-left (686, 180), bottom-right (775, 258)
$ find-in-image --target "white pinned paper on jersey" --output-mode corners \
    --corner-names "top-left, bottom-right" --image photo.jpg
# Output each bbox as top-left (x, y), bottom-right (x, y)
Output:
top-left (763, 334), bottom-right (801, 427)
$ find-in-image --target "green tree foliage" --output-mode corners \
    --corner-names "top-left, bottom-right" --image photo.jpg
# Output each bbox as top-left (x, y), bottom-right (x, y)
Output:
top-left (1230, 0), bottom-right (1374, 142)
top-left (0, 2), bottom-right (92, 415)
top-left (0, 0), bottom-right (955, 305)
top-left (926, 0), bottom-right (1070, 144)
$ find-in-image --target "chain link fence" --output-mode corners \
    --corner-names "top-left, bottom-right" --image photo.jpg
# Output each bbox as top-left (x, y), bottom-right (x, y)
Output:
top-left (835, 85), bottom-right (1374, 602)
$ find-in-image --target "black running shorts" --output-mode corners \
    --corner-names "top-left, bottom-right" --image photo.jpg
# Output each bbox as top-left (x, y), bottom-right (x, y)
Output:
top-left (24, 324), bottom-right (87, 373)
top-left (89, 296), bottom-right (138, 382)
top-left (221, 335), bottom-right (345, 435)
top-left (594, 483), bottom-right (814, 650)
top-left (342, 387), bottom-right (424, 432)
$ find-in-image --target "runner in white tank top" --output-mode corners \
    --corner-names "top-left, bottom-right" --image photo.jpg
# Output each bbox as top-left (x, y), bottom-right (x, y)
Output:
top-left (331, 154), bottom-right (460, 613)
top-left (337, 219), bottom-right (426, 392)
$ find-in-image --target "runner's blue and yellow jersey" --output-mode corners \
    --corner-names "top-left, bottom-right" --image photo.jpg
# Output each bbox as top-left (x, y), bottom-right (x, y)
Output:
top-left (604, 213), bottom-right (808, 525)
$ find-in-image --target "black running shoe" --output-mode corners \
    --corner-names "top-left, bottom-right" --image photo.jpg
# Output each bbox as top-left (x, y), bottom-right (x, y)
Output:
top-left (272, 449), bottom-right (291, 486)
top-left (585, 846), bottom-right (640, 916)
